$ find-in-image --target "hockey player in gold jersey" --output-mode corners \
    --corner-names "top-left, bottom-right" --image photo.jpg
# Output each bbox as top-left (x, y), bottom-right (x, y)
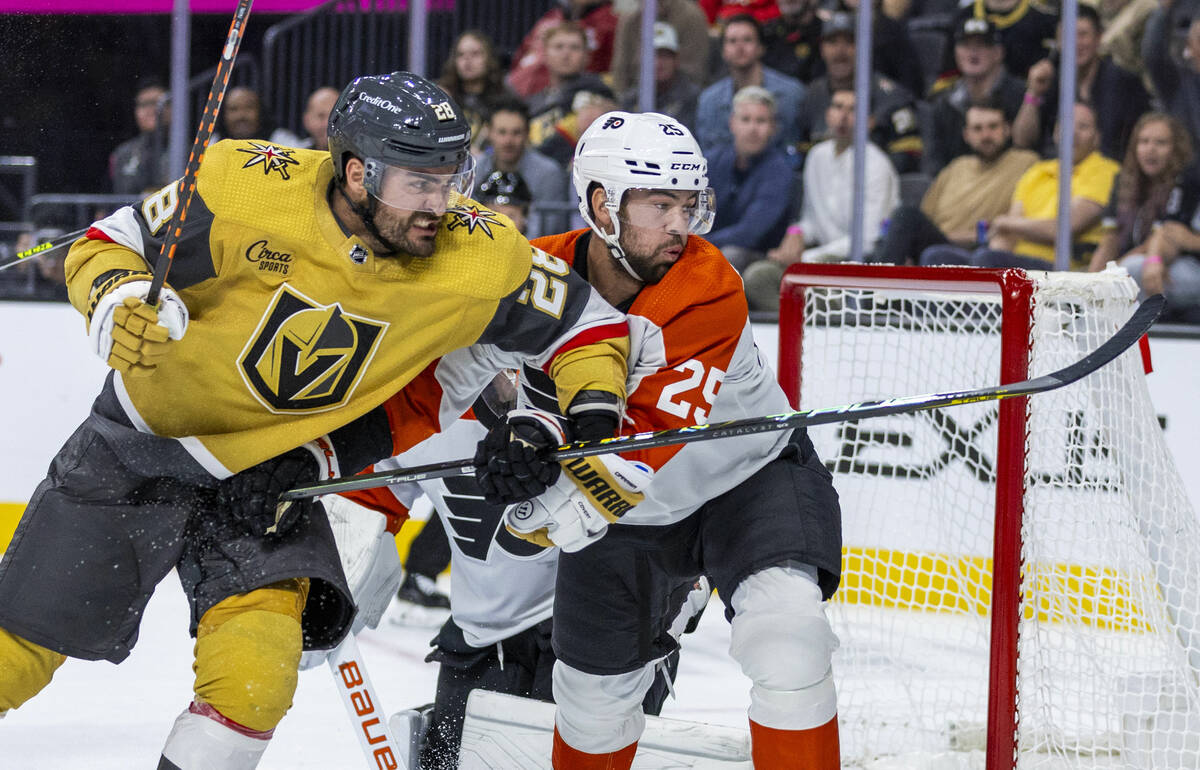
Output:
top-left (0, 72), bottom-right (629, 769)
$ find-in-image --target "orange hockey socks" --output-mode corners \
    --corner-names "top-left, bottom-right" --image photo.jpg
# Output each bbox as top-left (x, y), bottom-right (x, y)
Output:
top-left (749, 715), bottom-right (840, 769)
top-left (552, 725), bottom-right (638, 770)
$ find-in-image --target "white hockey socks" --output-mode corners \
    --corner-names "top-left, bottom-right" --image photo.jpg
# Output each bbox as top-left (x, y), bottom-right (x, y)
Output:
top-left (158, 702), bottom-right (271, 770)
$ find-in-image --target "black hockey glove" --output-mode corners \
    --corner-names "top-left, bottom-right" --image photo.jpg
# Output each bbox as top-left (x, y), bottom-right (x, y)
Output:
top-left (566, 389), bottom-right (622, 441)
top-left (218, 446), bottom-right (323, 537)
top-left (474, 409), bottom-right (566, 506)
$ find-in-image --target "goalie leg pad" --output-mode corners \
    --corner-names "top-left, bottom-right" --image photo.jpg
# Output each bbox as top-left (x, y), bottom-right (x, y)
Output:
top-left (728, 564), bottom-right (839, 730)
top-left (193, 579), bottom-right (307, 732)
top-left (159, 701), bottom-right (271, 770)
top-left (552, 660), bottom-right (656, 754)
top-left (0, 626), bottom-right (66, 712)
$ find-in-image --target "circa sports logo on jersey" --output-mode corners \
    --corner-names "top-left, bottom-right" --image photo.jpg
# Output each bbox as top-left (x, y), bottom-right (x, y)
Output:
top-left (237, 141), bottom-right (300, 180)
top-left (238, 284), bottom-right (388, 413)
top-left (446, 204), bottom-right (505, 239)
top-left (244, 239), bottom-right (293, 275)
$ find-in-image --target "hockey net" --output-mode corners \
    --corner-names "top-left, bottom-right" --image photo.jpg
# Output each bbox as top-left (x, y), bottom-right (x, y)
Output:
top-left (777, 264), bottom-right (1200, 769)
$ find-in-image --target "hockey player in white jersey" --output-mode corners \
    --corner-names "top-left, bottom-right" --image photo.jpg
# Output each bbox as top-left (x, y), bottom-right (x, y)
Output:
top-left (473, 112), bottom-right (845, 768)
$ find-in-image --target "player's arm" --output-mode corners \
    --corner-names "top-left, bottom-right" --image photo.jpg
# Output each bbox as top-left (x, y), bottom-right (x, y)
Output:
top-left (478, 245), bottom-right (630, 437)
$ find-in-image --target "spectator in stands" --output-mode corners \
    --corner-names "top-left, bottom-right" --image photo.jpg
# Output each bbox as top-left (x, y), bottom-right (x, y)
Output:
top-left (875, 100), bottom-right (1038, 264)
top-left (474, 100), bottom-right (572, 237)
top-left (699, 0), bottom-right (782, 24)
top-left (943, 0), bottom-right (1059, 80)
top-left (797, 12), bottom-right (923, 172)
top-left (1013, 4), bottom-right (1149, 161)
top-left (298, 86), bottom-right (338, 151)
top-left (1089, 112), bottom-right (1200, 318)
top-left (922, 101), bottom-right (1119, 269)
top-left (927, 17), bottom-right (1026, 173)
top-left (742, 87), bottom-right (900, 310)
top-left (535, 88), bottom-right (619, 167)
top-left (507, 0), bottom-right (618, 99)
top-left (476, 170), bottom-right (535, 235)
top-left (525, 22), bottom-right (613, 148)
top-left (696, 14), bottom-right (807, 153)
top-left (619, 23), bottom-right (702, 131)
top-left (1142, 1), bottom-right (1200, 148)
top-left (214, 86), bottom-right (301, 146)
top-left (109, 80), bottom-right (170, 196)
top-left (762, 0), bottom-right (825, 84)
top-left (705, 86), bottom-right (795, 270)
top-left (437, 30), bottom-right (516, 155)
top-left (1099, 0), bottom-right (1158, 84)
top-left (610, 0), bottom-right (710, 94)
top-left (828, 0), bottom-right (926, 97)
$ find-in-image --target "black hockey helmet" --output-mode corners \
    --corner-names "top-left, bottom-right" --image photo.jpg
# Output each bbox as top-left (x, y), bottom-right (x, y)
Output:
top-left (477, 170), bottom-right (533, 209)
top-left (328, 72), bottom-right (475, 211)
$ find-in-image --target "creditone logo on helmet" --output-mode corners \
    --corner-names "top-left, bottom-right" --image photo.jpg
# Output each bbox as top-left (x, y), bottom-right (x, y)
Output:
top-left (238, 284), bottom-right (388, 413)
top-left (237, 142), bottom-right (300, 180)
top-left (446, 204), bottom-right (506, 239)
top-left (357, 93), bottom-right (405, 113)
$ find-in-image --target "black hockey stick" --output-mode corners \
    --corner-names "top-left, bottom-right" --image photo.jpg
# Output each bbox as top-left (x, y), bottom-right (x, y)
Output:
top-left (0, 227), bottom-right (88, 272)
top-left (281, 294), bottom-right (1165, 502)
top-left (145, 0), bottom-right (253, 306)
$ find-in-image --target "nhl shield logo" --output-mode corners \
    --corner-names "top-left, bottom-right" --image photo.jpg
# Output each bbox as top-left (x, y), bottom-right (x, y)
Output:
top-left (238, 284), bottom-right (388, 413)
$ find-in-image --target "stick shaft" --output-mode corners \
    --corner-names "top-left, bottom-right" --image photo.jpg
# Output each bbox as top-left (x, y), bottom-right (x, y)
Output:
top-left (327, 634), bottom-right (404, 769)
top-left (0, 227), bottom-right (88, 272)
top-left (281, 294), bottom-right (1164, 501)
top-left (146, 0), bottom-right (253, 306)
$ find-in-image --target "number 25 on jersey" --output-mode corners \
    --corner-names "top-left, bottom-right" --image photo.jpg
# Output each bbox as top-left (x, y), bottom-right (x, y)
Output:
top-left (657, 359), bottom-right (723, 422)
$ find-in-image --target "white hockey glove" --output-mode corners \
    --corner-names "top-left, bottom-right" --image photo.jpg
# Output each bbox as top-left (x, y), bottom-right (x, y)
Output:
top-left (504, 454), bottom-right (654, 553)
top-left (87, 277), bottom-right (188, 377)
top-left (300, 495), bottom-right (403, 670)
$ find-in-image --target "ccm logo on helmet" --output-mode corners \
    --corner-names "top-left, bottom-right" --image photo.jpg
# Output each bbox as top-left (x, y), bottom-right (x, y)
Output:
top-left (670, 162), bottom-right (703, 170)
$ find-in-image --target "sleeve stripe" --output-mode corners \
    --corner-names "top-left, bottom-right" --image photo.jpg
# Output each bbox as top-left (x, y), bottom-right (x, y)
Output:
top-left (84, 226), bottom-right (116, 244)
top-left (542, 321), bottom-right (629, 373)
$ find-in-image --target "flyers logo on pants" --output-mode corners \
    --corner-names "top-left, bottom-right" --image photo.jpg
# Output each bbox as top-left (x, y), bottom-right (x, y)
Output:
top-left (239, 284), bottom-right (388, 413)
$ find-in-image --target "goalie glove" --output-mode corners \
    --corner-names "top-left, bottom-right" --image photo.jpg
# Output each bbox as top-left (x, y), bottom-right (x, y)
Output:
top-left (299, 495), bottom-right (403, 670)
top-left (504, 454), bottom-right (654, 553)
top-left (87, 275), bottom-right (188, 377)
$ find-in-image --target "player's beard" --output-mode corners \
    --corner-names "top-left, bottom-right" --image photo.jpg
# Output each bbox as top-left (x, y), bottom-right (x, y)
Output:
top-left (620, 227), bottom-right (686, 284)
top-left (375, 208), bottom-right (442, 258)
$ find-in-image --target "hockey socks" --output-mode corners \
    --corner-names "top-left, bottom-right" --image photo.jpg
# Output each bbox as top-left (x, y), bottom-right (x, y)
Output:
top-left (749, 715), bottom-right (840, 769)
top-left (158, 701), bottom-right (272, 770)
top-left (552, 726), bottom-right (638, 770)
top-left (0, 627), bottom-right (65, 712)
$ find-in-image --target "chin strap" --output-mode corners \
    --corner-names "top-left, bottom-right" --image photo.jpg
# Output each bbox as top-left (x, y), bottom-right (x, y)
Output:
top-left (588, 210), bottom-right (643, 282)
top-left (334, 183), bottom-right (404, 256)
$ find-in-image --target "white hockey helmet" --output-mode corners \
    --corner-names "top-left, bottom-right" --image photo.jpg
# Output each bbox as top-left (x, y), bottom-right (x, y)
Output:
top-left (572, 111), bottom-right (715, 276)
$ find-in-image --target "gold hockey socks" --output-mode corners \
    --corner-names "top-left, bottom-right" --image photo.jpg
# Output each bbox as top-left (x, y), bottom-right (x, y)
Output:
top-left (0, 626), bottom-right (65, 712)
top-left (551, 726), bottom-right (638, 770)
top-left (749, 715), bottom-right (841, 769)
top-left (192, 578), bottom-right (308, 733)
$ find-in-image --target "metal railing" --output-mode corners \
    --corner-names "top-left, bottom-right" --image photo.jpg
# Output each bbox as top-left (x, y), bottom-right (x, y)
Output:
top-left (261, 0), bottom-right (554, 136)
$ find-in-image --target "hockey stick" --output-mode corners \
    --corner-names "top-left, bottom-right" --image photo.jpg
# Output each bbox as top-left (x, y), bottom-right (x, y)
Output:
top-left (281, 293), bottom-right (1165, 501)
top-left (327, 633), bottom-right (406, 769)
top-left (145, 0), bottom-right (252, 306)
top-left (0, 227), bottom-right (88, 272)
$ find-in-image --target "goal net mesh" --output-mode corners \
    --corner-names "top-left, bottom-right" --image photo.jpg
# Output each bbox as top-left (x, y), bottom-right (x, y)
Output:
top-left (787, 266), bottom-right (1200, 768)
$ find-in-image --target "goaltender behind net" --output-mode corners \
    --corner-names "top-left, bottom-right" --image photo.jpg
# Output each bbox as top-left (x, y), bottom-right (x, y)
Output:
top-left (0, 72), bottom-right (631, 770)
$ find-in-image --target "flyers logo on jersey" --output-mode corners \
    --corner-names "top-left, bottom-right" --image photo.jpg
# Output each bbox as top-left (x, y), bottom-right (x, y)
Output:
top-left (238, 284), bottom-right (387, 413)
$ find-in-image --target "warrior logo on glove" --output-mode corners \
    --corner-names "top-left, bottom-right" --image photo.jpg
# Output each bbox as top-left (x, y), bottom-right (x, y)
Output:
top-left (563, 457), bottom-right (643, 519)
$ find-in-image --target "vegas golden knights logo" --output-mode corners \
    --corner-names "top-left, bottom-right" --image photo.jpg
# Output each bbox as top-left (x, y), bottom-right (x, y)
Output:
top-left (239, 285), bottom-right (388, 413)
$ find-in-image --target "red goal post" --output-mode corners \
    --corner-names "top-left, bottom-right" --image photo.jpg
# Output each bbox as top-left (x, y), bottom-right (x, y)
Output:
top-left (776, 263), bottom-right (1200, 769)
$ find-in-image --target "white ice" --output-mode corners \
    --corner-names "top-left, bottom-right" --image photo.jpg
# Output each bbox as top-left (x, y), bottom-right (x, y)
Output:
top-left (1, 575), bottom-right (750, 769)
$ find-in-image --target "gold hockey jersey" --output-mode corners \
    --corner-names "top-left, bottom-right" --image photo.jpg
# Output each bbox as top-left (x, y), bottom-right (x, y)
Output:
top-left (65, 140), bottom-right (628, 477)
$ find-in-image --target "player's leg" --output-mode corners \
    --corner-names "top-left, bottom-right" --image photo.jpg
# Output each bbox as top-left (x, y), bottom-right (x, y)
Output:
top-left (550, 521), bottom-right (701, 769)
top-left (702, 429), bottom-right (844, 769)
top-left (0, 628), bottom-right (65, 715)
top-left (159, 579), bottom-right (309, 770)
top-left (396, 506), bottom-right (451, 610)
top-left (163, 496), bottom-right (354, 769)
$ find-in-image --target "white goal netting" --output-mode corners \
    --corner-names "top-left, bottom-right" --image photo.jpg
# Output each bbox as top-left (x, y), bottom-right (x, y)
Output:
top-left (785, 266), bottom-right (1200, 769)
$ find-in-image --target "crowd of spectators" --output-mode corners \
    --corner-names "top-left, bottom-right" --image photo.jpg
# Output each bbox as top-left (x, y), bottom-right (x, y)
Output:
top-left (4, 0), bottom-right (1200, 323)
